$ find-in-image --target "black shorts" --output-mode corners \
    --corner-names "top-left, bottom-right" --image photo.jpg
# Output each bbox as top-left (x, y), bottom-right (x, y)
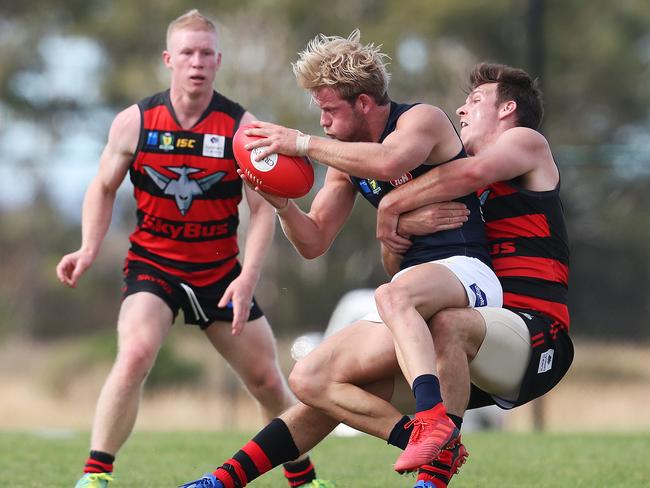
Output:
top-left (468, 310), bottom-right (574, 410)
top-left (122, 259), bottom-right (264, 329)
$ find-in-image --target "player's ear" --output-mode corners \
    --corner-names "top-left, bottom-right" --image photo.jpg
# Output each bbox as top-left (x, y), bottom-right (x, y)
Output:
top-left (162, 50), bottom-right (172, 68)
top-left (356, 93), bottom-right (374, 114)
top-left (500, 100), bottom-right (517, 119)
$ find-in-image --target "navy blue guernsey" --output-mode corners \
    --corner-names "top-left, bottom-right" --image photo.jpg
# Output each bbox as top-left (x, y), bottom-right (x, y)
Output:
top-left (350, 101), bottom-right (491, 270)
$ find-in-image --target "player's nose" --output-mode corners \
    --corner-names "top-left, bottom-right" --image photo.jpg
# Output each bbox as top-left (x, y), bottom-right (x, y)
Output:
top-left (319, 111), bottom-right (331, 128)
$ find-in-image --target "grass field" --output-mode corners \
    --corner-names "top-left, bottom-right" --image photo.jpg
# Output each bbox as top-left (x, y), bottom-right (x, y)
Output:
top-left (2, 430), bottom-right (649, 487)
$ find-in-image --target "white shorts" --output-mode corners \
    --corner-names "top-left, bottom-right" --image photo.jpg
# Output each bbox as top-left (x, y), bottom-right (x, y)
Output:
top-left (361, 256), bottom-right (503, 322)
top-left (469, 307), bottom-right (532, 402)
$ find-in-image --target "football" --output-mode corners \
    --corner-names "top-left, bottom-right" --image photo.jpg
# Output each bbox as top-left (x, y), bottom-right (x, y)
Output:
top-left (232, 124), bottom-right (314, 198)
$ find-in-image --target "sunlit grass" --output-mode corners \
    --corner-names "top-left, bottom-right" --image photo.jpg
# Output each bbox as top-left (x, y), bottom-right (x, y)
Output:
top-left (1, 430), bottom-right (649, 487)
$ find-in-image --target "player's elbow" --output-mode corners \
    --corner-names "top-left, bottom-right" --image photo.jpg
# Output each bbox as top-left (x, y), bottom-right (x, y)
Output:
top-left (290, 234), bottom-right (331, 259)
top-left (463, 163), bottom-right (489, 188)
top-left (295, 244), bottom-right (327, 260)
top-left (380, 157), bottom-right (409, 181)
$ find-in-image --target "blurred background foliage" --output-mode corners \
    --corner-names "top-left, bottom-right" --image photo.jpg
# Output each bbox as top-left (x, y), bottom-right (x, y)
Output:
top-left (0, 0), bottom-right (648, 351)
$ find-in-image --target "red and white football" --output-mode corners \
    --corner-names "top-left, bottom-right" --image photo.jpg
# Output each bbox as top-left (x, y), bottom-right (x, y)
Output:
top-left (233, 124), bottom-right (314, 198)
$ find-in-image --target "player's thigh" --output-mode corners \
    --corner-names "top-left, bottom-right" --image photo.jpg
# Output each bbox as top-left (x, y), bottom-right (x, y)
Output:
top-left (469, 307), bottom-right (531, 400)
top-left (116, 292), bottom-right (174, 352)
top-left (389, 263), bottom-right (469, 318)
top-left (300, 320), bottom-right (399, 386)
top-left (204, 316), bottom-right (283, 381)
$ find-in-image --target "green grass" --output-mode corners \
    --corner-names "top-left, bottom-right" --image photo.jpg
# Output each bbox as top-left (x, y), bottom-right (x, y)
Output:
top-left (1, 430), bottom-right (649, 487)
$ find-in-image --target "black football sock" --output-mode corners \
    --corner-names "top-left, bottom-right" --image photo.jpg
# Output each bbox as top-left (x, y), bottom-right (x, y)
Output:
top-left (387, 415), bottom-right (414, 449)
top-left (412, 374), bottom-right (443, 413)
top-left (212, 418), bottom-right (300, 488)
top-left (83, 450), bottom-right (114, 474)
top-left (283, 456), bottom-right (317, 487)
top-left (447, 413), bottom-right (463, 430)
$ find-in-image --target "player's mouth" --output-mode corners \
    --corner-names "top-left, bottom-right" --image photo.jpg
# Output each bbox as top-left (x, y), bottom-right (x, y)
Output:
top-left (189, 75), bottom-right (206, 83)
top-left (460, 121), bottom-right (468, 128)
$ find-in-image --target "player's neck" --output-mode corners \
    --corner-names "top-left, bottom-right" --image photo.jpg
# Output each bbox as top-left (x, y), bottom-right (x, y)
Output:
top-left (169, 86), bottom-right (213, 129)
top-left (367, 102), bottom-right (392, 142)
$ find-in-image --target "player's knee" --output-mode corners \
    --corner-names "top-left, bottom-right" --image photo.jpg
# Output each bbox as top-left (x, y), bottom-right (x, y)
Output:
top-left (430, 308), bottom-right (455, 335)
top-left (244, 366), bottom-right (287, 400)
top-left (375, 282), bottom-right (411, 325)
top-left (289, 357), bottom-right (327, 406)
top-left (430, 309), bottom-right (476, 357)
top-left (114, 343), bottom-right (158, 382)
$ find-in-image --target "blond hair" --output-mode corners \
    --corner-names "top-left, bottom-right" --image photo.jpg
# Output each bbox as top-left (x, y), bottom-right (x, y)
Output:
top-left (292, 29), bottom-right (391, 104)
top-left (166, 9), bottom-right (218, 49)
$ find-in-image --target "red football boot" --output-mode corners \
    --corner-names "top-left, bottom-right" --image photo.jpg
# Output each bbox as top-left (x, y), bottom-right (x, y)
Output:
top-left (394, 404), bottom-right (459, 473)
top-left (413, 437), bottom-right (468, 487)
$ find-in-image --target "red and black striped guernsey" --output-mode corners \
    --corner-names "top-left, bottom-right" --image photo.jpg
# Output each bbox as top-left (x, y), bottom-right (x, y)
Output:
top-left (479, 180), bottom-right (570, 330)
top-left (127, 89), bottom-right (245, 287)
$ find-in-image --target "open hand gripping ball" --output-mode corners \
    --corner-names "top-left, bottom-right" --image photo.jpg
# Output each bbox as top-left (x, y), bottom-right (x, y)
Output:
top-left (233, 124), bottom-right (314, 198)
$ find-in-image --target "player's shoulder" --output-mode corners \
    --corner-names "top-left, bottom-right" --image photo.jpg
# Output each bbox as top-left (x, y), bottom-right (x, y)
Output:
top-left (137, 90), bottom-right (168, 110)
top-left (496, 127), bottom-right (556, 178)
top-left (107, 104), bottom-right (140, 154)
top-left (211, 90), bottom-right (246, 120)
top-left (111, 104), bottom-right (141, 134)
top-left (498, 126), bottom-right (551, 153)
top-left (405, 102), bottom-right (447, 118)
top-left (500, 126), bottom-right (548, 144)
top-left (398, 103), bottom-right (451, 129)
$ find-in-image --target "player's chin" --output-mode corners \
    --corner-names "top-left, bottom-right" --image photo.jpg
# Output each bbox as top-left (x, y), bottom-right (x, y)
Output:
top-left (186, 80), bottom-right (210, 93)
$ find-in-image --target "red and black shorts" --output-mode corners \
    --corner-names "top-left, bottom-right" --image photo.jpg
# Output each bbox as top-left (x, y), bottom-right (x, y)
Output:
top-left (468, 309), bottom-right (574, 410)
top-left (123, 259), bottom-right (264, 329)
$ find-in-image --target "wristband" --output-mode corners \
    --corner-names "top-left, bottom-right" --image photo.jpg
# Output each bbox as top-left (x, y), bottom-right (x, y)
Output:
top-left (295, 133), bottom-right (311, 156)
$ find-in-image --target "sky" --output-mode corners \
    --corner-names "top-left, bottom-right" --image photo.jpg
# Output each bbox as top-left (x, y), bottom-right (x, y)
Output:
top-left (0, 35), bottom-right (125, 220)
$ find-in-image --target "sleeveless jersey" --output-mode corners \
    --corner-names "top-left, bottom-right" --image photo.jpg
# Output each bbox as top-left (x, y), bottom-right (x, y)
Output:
top-left (127, 89), bottom-right (245, 287)
top-left (479, 180), bottom-right (570, 330)
top-left (350, 102), bottom-right (491, 270)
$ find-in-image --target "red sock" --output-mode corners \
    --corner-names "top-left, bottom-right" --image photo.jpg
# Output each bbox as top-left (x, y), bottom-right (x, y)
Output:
top-left (283, 457), bottom-right (316, 487)
top-left (83, 450), bottom-right (114, 474)
top-left (212, 418), bottom-right (300, 487)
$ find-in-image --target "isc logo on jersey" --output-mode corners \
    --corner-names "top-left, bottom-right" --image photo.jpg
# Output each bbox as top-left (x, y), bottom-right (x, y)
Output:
top-left (176, 138), bottom-right (196, 148)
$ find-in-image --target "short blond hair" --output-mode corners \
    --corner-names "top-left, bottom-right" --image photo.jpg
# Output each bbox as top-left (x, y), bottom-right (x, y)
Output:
top-left (292, 29), bottom-right (391, 104)
top-left (166, 9), bottom-right (218, 49)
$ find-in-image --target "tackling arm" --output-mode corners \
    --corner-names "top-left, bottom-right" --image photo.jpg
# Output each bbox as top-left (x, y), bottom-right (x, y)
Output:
top-left (378, 127), bottom-right (552, 244)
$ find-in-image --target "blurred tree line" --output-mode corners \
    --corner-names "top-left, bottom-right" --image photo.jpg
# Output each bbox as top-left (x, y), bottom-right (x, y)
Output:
top-left (0, 0), bottom-right (648, 342)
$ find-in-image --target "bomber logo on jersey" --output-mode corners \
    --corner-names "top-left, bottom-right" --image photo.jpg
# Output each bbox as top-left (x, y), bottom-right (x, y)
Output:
top-left (159, 132), bottom-right (175, 151)
top-left (203, 134), bottom-right (226, 158)
top-left (390, 172), bottom-right (413, 187)
top-left (144, 164), bottom-right (226, 216)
